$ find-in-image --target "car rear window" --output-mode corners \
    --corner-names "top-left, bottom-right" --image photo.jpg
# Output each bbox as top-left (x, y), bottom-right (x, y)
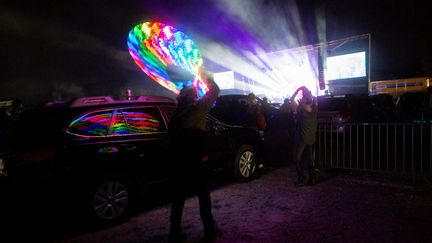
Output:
top-left (68, 110), bottom-right (113, 136)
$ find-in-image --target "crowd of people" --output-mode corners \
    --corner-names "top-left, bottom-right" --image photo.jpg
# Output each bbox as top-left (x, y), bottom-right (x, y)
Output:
top-left (167, 68), bottom-right (318, 242)
top-left (0, 71), bottom-right (318, 243)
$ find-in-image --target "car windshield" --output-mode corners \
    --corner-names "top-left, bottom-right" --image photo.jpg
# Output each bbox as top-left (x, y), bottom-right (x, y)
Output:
top-left (209, 96), bottom-right (249, 125)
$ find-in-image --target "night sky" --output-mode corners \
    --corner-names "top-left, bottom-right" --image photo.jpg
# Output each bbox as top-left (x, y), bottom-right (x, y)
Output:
top-left (1, 0), bottom-right (431, 107)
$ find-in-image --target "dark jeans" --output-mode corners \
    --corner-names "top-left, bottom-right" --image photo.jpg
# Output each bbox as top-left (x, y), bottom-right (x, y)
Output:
top-left (170, 170), bottom-right (214, 233)
top-left (169, 129), bottom-right (214, 233)
top-left (293, 142), bottom-right (315, 183)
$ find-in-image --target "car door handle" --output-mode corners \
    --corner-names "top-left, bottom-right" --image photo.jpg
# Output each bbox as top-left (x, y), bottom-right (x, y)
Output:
top-left (98, 147), bottom-right (119, 154)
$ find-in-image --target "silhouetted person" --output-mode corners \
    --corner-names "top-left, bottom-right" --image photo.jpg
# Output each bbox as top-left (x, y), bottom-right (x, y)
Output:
top-left (271, 97), bottom-right (295, 159)
top-left (168, 73), bottom-right (220, 243)
top-left (261, 97), bottom-right (272, 122)
top-left (279, 97), bottom-right (294, 128)
top-left (0, 99), bottom-right (23, 142)
top-left (290, 86), bottom-right (318, 186)
top-left (245, 93), bottom-right (266, 131)
top-left (280, 98), bottom-right (292, 113)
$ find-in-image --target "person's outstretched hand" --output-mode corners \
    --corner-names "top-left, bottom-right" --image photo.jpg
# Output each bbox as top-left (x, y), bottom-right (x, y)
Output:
top-left (300, 86), bottom-right (309, 91)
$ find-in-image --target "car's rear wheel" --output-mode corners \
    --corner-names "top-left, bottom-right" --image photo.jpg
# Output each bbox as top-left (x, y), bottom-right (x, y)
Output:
top-left (89, 176), bottom-right (133, 223)
top-left (233, 145), bottom-right (256, 182)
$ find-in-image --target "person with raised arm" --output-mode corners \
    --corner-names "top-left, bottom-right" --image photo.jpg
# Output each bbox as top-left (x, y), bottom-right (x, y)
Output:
top-left (290, 86), bottom-right (318, 186)
top-left (168, 71), bottom-right (220, 243)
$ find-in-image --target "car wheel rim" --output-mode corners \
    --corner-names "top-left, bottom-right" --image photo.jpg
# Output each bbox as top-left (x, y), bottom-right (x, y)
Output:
top-left (93, 181), bottom-right (129, 220)
top-left (239, 151), bottom-right (255, 178)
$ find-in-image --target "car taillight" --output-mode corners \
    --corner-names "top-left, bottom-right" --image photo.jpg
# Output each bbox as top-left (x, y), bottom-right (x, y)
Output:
top-left (332, 112), bottom-right (351, 124)
top-left (340, 111), bottom-right (352, 118)
top-left (0, 158), bottom-right (7, 177)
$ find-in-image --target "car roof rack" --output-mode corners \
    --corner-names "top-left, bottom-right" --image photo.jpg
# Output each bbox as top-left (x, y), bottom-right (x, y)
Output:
top-left (44, 100), bottom-right (69, 108)
top-left (0, 100), bottom-right (14, 108)
top-left (69, 96), bottom-right (175, 108)
top-left (135, 96), bottom-right (175, 103)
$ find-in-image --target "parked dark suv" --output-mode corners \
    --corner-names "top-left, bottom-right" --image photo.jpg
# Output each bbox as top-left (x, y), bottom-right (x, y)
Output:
top-left (209, 94), bottom-right (279, 128)
top-left (396, 91), bottom-right (432, 123)
top-left (317, 94), bottom-right (396, 132)
top-left (0, 96), bottom-right (263, 223)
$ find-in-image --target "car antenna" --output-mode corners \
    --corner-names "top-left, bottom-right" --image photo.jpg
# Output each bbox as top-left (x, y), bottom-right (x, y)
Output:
top-left (126, 89), bottom-right (132, 100)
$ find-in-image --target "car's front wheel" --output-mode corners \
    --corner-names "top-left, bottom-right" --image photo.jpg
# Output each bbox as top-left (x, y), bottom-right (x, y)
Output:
top-left (233, 145), bottom-right (256, 182)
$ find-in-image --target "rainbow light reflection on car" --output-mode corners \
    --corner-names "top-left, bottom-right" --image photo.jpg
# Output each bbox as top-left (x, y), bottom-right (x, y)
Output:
top-left (112, 111), bottom-right (161, 135)
top-left (68, 111), bottom-right (161, 137)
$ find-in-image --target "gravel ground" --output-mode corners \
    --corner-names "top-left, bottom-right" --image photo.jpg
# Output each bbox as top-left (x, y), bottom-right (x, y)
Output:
top-left (50, 164), bottom-right (432, 243)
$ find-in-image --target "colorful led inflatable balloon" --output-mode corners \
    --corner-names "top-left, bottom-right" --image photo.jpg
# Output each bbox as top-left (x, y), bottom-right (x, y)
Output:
top-left (127, 22), bottom-right (208, 96)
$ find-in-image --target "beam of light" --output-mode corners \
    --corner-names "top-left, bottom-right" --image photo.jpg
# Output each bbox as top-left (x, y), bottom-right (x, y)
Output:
top-left (200, 36), bottom-right (320, 99)
top-left (199, 0), bottom-right (327, 100)
top-left (200, 40), bottom-right (283, 91)
top-left (127, 21), bottom-right (208, 97)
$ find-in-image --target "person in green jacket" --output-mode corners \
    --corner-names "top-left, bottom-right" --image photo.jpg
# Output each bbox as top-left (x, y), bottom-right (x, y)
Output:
top-left (290, 86), bottom-right (318, 186)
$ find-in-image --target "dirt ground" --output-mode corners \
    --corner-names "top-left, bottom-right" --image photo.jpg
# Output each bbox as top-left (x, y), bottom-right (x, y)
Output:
top-left (48, 163), bottom-right (432, 243)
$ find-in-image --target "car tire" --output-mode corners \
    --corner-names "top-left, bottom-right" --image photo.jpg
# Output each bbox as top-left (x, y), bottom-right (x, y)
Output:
top-left (89, 175), bottom-right (134, 224)
top-left (233, 144), bottom-right (256, 182)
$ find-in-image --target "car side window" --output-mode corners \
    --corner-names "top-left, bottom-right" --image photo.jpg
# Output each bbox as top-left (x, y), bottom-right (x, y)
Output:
top-left (112, 107), bottom-right (166, 135)
top-left (111, 110), bottom-right (128, 135)
top-left (164, 106), bottom-right (176, 120)
top-left (68, 110), bottom-right (113, 136)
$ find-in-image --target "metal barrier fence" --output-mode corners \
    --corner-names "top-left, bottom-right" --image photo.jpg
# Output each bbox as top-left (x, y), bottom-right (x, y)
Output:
top-left (316, 123), bottom-right (432, 177)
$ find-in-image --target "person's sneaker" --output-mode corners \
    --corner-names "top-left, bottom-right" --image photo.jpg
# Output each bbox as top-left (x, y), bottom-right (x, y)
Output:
top-left (202, 224), bottom-right (221, 243)
top-left (295, 181), bottom-right (305, 186)
top-left (168, 231), bottom-right (187, 243)
top-left (308, 169), bottom-right (320, 185)
top-left (294, 177), bottom-right (306, 186)
top-left (307, 177), bottom-right (315, 186)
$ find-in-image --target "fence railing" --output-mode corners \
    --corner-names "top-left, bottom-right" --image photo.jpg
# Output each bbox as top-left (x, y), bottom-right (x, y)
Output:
top-left (316, 123), bottom-right (432, 177)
